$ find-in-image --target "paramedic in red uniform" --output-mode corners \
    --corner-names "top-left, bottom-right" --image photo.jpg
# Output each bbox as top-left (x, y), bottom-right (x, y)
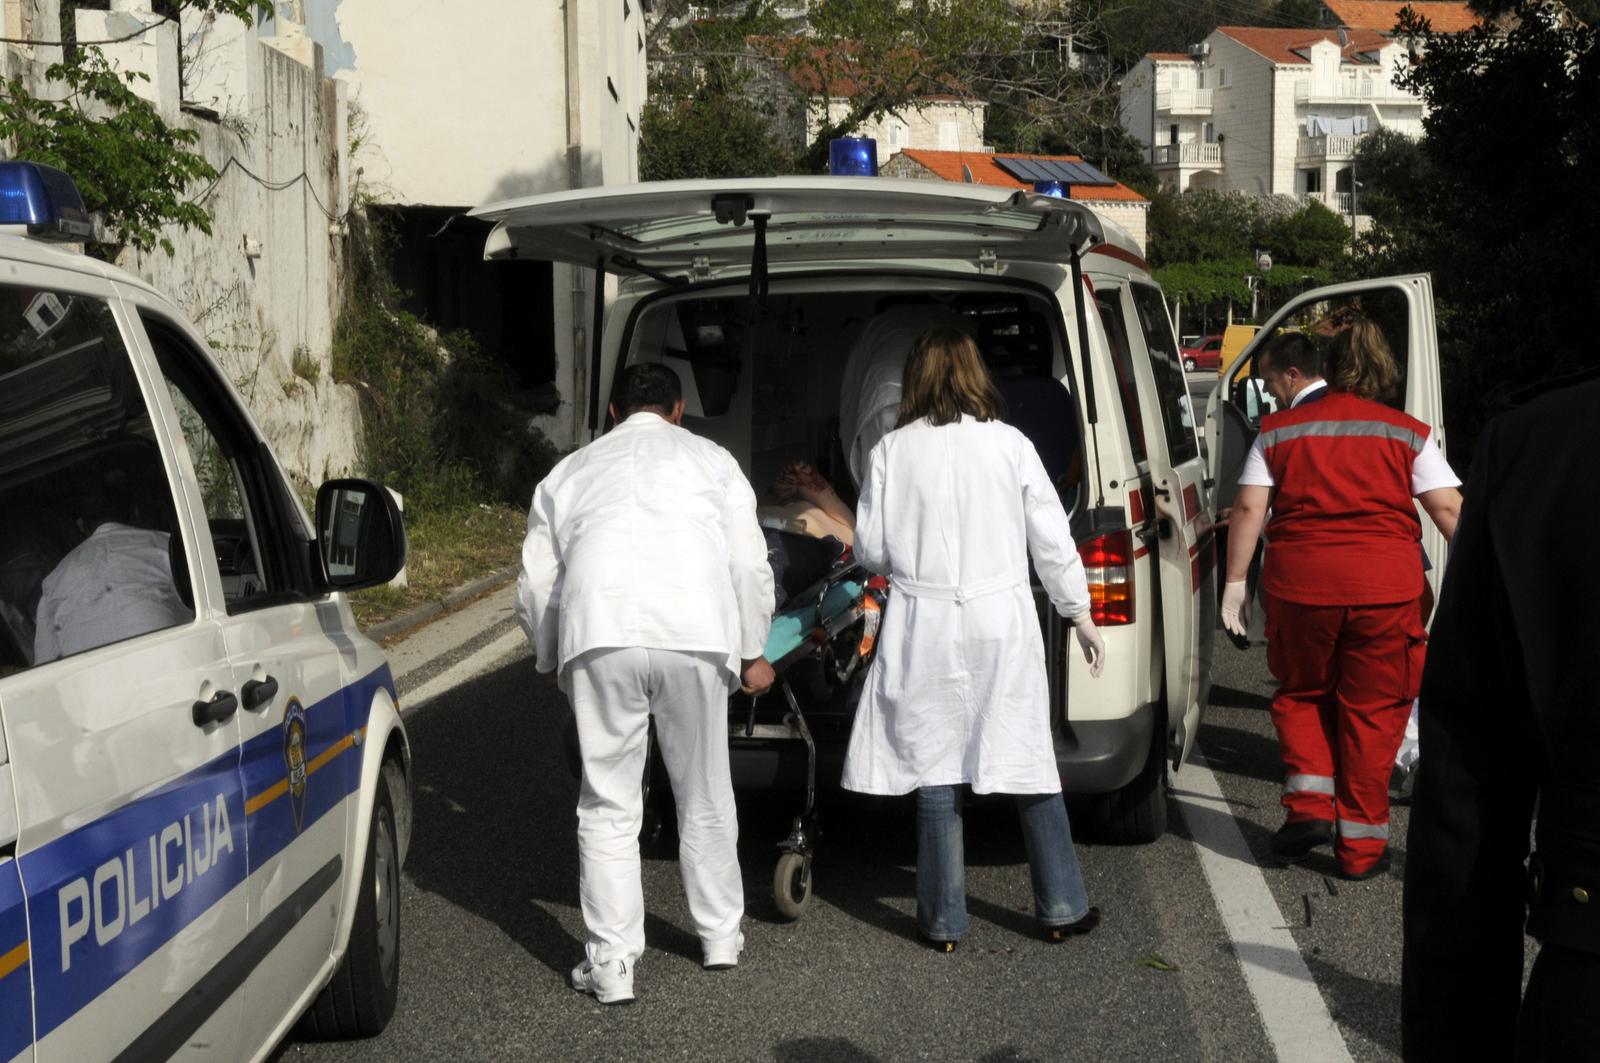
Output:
top-left (1220, 324), bottom-right (1462, 879)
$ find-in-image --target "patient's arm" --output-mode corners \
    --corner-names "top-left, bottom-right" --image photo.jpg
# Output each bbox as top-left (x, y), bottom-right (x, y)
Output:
top-left (757, 501), bottom-right (854, 546)
top-left (774, 462), bottom-right (855, 529)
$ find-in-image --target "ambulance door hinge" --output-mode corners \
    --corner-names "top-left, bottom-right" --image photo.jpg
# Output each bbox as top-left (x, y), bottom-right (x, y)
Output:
top-left (690, 255), bottom-right (713, 282)
top-left (976, 248), bottom-right (998, 275)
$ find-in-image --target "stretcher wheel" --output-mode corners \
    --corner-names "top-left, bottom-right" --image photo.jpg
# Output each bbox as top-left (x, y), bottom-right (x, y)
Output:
top-left (773, 852), bottom-right (813, 920)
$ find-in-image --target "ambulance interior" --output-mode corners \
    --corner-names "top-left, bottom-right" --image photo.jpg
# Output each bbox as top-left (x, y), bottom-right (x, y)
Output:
top-left (624, 278), bottom-right (1085, 515)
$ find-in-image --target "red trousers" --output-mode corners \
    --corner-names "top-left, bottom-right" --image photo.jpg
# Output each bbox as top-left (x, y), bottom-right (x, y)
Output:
top-left (1265, 594), bottom-right (1427, 874)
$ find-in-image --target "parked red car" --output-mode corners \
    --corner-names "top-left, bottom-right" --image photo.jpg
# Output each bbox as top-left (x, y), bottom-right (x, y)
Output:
top-left (1180, 335), bottom-right (1223, 372)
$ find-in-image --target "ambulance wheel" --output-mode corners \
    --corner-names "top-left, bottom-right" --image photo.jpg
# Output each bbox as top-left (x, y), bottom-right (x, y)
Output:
top-left (773, 852), bottom-right (813, 920)
top-left (296, 772), bottom-right (401, 1040)
top-left (1081, 719), bottom-right (1168, 844)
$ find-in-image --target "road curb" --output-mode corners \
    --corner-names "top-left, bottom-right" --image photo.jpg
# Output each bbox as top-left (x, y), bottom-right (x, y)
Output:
top-left (363, 564), bottom-right (519, 645)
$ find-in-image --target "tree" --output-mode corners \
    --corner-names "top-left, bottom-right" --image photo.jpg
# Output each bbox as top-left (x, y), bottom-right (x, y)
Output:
top-left (1358, 2), bottom-right (1600, 462)
top-left (0, 1), bottom-right (272, 258)
top-left (640, 96), bottom-right (795, 180)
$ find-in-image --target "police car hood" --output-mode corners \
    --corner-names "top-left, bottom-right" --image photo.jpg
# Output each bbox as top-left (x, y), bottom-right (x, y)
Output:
top-left (469, 177), bottom-right (1115, 276)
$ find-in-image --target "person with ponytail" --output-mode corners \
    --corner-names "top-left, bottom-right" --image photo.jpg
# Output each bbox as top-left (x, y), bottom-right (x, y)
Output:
top-left (1220, 316), bottom-right (1462, 880)
top-left (840, 326), bottom-right (1105, 950)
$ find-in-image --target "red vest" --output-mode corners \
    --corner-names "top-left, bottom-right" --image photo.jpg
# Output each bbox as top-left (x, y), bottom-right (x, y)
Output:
top-left (1260, 390), bottom-right (1427, 606)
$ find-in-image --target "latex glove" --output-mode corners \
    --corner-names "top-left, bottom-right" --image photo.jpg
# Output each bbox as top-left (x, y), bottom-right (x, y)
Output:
top-left (1072, 617), bottom-right (1106, 679)
top-left (1220, 580), bottom-right (1251, 638)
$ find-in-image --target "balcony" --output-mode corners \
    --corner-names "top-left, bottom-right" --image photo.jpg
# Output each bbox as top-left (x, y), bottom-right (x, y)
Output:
top-left (1153, 142), bottom-right (1223, 167)
top-left (1297, 133), bottom-right (1365, 159)
top-left (1302, 191), bottom-right (1354, 214)
top-left (1155, 87), bottom-right (1213, 114)
top-left (1294, 76), bottom-right (1420, 105)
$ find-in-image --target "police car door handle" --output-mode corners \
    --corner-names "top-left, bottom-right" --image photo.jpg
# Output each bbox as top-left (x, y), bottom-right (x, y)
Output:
top-left (241, 675), bottom-right (279, 711)
top-left (193, 690), bottom-right (239, 728)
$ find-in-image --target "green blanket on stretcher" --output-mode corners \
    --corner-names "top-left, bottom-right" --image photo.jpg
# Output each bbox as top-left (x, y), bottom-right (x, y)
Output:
top-left (762, 578), bottom-right (866, 663)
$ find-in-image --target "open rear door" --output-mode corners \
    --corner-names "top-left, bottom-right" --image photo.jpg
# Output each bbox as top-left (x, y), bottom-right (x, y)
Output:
top-left (1207, 274), bottom-right (1448, 602)
top-left (1114, 282), bottom-right (1215, 769)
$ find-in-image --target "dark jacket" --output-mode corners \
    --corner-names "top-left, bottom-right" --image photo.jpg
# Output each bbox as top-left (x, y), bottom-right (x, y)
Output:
top-left (1402, 376), bottom-right (1600, 1058)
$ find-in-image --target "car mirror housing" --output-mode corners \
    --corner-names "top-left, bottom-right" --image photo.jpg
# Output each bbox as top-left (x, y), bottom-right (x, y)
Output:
top-left (315, 478), bottom-right (408, 592)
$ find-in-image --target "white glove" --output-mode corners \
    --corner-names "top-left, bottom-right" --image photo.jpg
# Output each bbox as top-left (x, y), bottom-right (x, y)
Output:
top-left (1071, 617), bottom-right (1106, 679)
top-left (1220, 580), bottom-right (1251, 638)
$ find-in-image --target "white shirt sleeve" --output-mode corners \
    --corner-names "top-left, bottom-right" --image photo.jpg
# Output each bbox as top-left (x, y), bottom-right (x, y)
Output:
top-left (852, 442), bottom-right (891, 576)
top-left (1019, 439), bottom-right (1092, 622)
top-left (1237, 437), bottom-right (1274, 488)
top-left (515, 481), bottom-right (564, 674)
top-left (722, 452), bottom-right (776, 662)
top-left (1411, 432), bottom-right (1461, 495)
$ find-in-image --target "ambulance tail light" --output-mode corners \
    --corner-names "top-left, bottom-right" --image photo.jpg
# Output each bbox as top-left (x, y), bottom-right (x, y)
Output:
top-left (1078, 529), bottom-right (1134, 626)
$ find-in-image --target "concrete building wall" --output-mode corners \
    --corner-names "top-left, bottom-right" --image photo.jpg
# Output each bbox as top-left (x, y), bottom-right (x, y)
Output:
top-left (1120, 57), bottom-right (1157, 157)
top-left (1207, 34), bottom-right (1278, 196)
top-left (1, 1), bottom-right (361, 486)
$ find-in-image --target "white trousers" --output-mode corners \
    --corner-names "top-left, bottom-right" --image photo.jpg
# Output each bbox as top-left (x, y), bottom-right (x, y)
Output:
top-left (566, 646), bottom-right (743, 966)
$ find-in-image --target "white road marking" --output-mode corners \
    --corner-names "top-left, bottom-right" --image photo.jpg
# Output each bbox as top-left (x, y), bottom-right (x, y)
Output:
top-left (398, 627), bottom-right (527, 714)
top-left (1175, 748), bottom-right (1354, 1063)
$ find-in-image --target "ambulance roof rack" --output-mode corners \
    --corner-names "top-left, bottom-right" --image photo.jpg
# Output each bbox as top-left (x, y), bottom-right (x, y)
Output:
top-left (0, 161), bottom-right (95, 242)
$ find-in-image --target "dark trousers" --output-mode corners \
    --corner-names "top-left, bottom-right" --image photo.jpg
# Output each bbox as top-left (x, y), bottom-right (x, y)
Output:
top-left (1515, 943), bottom-right (1600, 1061)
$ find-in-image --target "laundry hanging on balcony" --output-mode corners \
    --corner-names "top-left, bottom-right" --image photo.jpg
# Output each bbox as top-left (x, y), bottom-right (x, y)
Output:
top-left (1305, 115), bottom-right (1369, 136)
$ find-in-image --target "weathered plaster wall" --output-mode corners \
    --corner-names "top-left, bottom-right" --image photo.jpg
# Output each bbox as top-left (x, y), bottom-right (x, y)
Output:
top-left (1, 1), bottom-right (362, 486)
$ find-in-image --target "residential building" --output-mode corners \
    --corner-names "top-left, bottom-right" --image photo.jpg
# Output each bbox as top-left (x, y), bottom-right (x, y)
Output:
top-left (1121, 25), bottom-right (1430, 217)
top-left (881, 149), bottom-right (1149, 253)
top-left (303, 0), bottom-right (648, 448)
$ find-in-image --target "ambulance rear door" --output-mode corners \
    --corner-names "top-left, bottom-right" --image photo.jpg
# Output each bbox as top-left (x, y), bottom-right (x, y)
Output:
top-left (1206, 274), bottom-right (1448, 595)
top-left (1121, 281), bottom-right (1215, 768)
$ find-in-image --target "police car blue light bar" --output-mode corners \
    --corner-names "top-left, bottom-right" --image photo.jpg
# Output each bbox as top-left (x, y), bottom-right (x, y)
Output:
top-left (1033, 179), bottom-right (1069, 198)
top-left (0, 161), bottom-right (95, 240)
top-left (828, 137), bottom-right (878, 177)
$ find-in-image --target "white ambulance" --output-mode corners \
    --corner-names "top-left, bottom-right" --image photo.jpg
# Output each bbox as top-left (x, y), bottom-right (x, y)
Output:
top-left (472, 176), bottom-right (1442, 845)
top-left (0, 162), bottom-right (412, 1060)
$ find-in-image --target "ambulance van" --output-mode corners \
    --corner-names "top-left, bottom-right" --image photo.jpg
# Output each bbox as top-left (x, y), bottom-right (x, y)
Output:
top-left (0, 163), bottom-right (412, 1060)
top-left (472, 176), bottom-right (1219, 842)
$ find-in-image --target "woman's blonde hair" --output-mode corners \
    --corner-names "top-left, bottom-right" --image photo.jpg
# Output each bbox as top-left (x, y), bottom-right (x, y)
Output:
top-left (1324, 314), bottom-right (1400, 402)
top-left (896, 326), bottom-right (1003, 428)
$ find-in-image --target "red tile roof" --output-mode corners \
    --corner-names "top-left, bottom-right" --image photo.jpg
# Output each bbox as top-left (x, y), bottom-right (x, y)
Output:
top-left (1322, 1), bottom-right (1481, 33)
top-left (1147, 51), bottom-right (1194, 62)
top-left (894, 150), bottom-right (1147, 204)
top-left (1217, 25), bottom-right (1391, 64)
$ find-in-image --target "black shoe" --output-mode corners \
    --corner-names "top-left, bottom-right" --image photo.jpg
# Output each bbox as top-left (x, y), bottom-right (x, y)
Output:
top-left (918, 932), bottom-right (958, 953)
top-left (1339, 852), bottom-right (1392, 882)
top-left (1046, 907), bottom-right (1101, 942)
top-left (1271, 819), bottom-right (1335, 860)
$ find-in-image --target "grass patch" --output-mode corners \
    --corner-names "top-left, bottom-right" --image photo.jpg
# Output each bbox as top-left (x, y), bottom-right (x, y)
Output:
top-left (348, 502), bottom-right (526, 631)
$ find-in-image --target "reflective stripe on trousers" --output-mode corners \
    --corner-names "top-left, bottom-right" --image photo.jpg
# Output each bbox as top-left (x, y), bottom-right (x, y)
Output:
top-left (1284, 773), bottom-right (1336, 796)
top-left (1339, 818), bottom-right (1390, 841)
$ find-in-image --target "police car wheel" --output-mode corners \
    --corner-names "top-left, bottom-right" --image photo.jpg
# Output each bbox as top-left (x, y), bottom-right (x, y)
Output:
top-left (296, 770), bottom-right (402, 1039)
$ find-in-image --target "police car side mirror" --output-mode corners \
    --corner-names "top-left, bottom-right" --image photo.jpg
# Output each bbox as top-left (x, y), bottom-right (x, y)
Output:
top-left (314, 478), bottom-right (408, 592)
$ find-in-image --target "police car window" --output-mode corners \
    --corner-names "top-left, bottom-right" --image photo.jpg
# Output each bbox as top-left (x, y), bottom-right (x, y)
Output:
top-left (1093, 289), bottom-right (1148, 464)
top-left (0, 286), bottom-right (194, 676)
top-left (1128, 284), bottom-right (1200, 466)
top-left (141, 315), bottom-right (306, 611)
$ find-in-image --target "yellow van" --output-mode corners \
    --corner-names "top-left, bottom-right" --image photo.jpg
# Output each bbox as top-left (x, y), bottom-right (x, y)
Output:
top-left (1215, 323), bottom-right (1262, 378)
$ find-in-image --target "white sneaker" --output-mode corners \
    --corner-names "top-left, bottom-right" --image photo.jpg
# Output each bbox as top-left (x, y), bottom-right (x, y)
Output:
top-left (703, 933), bottom-right (745, 971)
top-left (570, 957), bottom-right (635, 1004)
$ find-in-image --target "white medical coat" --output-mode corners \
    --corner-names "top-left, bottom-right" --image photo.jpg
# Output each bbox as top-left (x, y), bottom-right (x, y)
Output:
top-left (841, 417), bottom-right (1093, 796)
top-left (515, 412), bottom-right (775, 680)
top-left (33, 522), bottom-right (193, 664)
top-left (837, 307), bottom-right (966, 488)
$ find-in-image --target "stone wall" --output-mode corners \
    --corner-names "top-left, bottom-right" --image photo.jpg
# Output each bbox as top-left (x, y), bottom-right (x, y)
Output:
top-left (0, 0), bottom-right (361, 487)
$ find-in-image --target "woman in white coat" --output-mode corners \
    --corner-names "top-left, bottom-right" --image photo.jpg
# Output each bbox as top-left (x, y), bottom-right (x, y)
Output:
top-left (841, 326), bottom-right (1107, 950)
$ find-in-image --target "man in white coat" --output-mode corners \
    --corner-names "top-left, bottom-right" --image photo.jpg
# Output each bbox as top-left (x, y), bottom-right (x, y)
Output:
top-left (515, 363), bottom-right (776, 1004)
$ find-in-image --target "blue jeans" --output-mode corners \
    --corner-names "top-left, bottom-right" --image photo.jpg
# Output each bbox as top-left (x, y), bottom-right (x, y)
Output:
top-left (915, 785), bottom-right (1091, 941)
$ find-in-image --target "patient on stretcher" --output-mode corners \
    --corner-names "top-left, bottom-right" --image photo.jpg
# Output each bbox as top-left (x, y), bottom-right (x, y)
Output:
top-left (758, 462), bottom-right (855, 610)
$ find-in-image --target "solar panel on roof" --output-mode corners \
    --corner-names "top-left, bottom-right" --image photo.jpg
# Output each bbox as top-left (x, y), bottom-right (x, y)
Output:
top-left (994, 157), bottom-right (1116, 188)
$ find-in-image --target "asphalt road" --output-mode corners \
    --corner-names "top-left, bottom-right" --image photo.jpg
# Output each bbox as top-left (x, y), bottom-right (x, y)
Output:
top-left (277, 588), bottom-right (1421, 1063)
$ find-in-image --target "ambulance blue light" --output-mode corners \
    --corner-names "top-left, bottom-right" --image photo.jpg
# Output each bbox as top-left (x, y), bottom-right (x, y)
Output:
top-left (828, 137), bottom-right (878, 177)
top-left (0, 161), bottom-right (95, 240)
top-left (1033, 179), bottom-right (1069, 198)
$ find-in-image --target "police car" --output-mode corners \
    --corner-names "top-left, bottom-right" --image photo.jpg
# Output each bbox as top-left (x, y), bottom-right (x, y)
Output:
top-left (0, 162), bottom-right (412, 1060)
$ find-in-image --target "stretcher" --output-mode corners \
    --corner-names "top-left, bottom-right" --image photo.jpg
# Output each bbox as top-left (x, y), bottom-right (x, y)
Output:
top-left (739, 558), bottom-right (885, 920)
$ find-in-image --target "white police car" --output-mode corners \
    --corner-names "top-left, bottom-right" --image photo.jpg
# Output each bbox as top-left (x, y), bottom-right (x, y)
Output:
top-left (0, 162), bottom-right (412, 1060)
